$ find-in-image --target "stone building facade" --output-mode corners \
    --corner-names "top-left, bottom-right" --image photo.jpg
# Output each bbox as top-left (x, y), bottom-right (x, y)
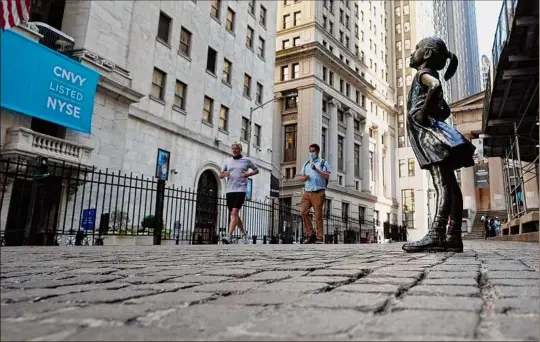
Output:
top-left (273, 0), bottom-right (399, 242)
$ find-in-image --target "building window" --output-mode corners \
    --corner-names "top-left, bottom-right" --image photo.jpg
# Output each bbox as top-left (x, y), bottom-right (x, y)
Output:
top-left (322, 66), bottom-right (327, 82)
top-left (241, 117), bottom-right (249, 140)
top-left (337, 136), bottom-right (344, 170)
top-left (281, 65), bottom-right (289, 81)
top-left (399, 159), bottom-right (406, 177)
top-left (408, 159), bottom-right (415, 176)
top-left (338, 109), bottom-right (344, 121)
top-left (404, 22), bottom-right (410, 32)
top-left (256, 82), bottom-right (263, 104)
top-left (219, 105), bottom-right (229, 131)
top-left (292, 63), bottom-right (300, 79)
top-left (293, 11), bottom-right (301, 25)
top-left (406, 75), bottom-right (412, 86)
top-left (321, 127), bottom-right (327, 159)
top-left (246, 26), bottom-right (254, 48)
top-left (395, 24), bottom-right (401, 34)
top-left (397, 77), bottom-right (403, 87)
top-left (354, 119), bottom-right (360, 130)
top-left (203, 96), bottom-right (213, 123)
top-left (226, 8), bottom-right (235, 32)
top-left (354, 3), bottom-right (359, 18)
top-left (248, 0), bottom-right (255, 15)
top-left (206, 47), bottom-right (217, 74)
top-left (406, 56), bottom-right (411, 66)
top-left (339, 79), bottom-right (344, 93)
top-left (282, 39), bottom-right (290, 49)
top-left (325, 198), bottom-right (332, 218)
top-left (369, 151), bottom-right (374, 180)
top-left (222, 59), bottom-right (232, 83)
top-left (284, 124), bottom-right (297, 162)
top-left (395, 6), bottom-right (401, 17)
top-left (151, 68), bottom-right (166, 100)
top-left (157, 11), bottom-right (171, 43)
top-left (396, 41), bottom-right (402, 51)
top-left (346, 84), bottom-right (350, 97)
top-left (398, 95), bottom-right (404, 107)
top-left (342, 202), bottom-right (349, 221)
top-left (174, 80), bottom-right (186, 109)
top-left (358, 206), bottom-right (365, 223)
top-left (322, 99), bottom-right (327, 112)
top-left (403, 4), bottom-right (409, 15)
top-left (329, 71), bottom-right (334, 86)
top-left (244, 74), bottom-right (252, 97)
top-left (398, 135), bottom-right (405, 148)
top-left (179, 27), bottom-right (192, 56)
top-left (258, 37), bottom-right (265, 58)
top-left (293, 36), bottom-right (300, 46)
top-left (259, 5), bottom-right (266, 26)
top-left (404, 39), bottom-right (411, 50)
top-left (283, 14), bottom-right (291, 29)
top-left (401, 189), bottom-right (415, 228)
top-left (354, 143), bottom-right (360, 177)
top-left (284, 93), bottom-right (298, 110)
top-left (254, 124), bottom-right (261, 146)
top-left (397, 58), bottom-right (403, 69)
top-left (329, 21), bottom-right (333, 34)
top-left (210, 0), bottom-right (221, 19)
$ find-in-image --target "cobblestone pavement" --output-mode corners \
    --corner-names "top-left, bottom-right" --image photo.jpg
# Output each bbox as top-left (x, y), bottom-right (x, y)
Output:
top-left (1, 241), bottom-right (538, 341)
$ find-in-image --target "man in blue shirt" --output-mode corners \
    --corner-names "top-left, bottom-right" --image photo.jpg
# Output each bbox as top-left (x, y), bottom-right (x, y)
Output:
top-left (297, 143), bottom-right (331, 244)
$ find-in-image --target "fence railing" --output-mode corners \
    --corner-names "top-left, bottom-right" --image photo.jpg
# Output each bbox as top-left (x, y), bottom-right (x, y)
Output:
top-left (0, 156), bottom-right (393, 246)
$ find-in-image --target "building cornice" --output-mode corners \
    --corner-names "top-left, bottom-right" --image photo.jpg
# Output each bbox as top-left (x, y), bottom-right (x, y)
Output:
top-left (276, 42), bottom-right (398, 115)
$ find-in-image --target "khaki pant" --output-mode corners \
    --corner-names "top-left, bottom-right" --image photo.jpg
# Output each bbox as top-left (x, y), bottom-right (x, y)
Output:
top-left (300, 190), bottom-right (325, 241)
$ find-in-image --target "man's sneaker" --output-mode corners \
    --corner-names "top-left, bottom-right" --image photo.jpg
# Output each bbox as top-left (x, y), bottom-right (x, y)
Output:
top-left (222, 236), bottom-right (231, 244)
top-left (242, 232), bottom-right (249, 244)
top-left (302, 235), bottom-right (317, 244)
top-left (315, 239), bottom-right (324, 244)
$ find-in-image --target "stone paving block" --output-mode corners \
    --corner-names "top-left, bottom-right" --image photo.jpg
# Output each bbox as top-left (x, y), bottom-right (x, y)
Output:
top-left (421, 278), bottom-right (478, 286)
top-left (201, 269), bottom-right (261, 277)
top-left (407, 285), bottom-right (480, 297)
top-left (37, 304), bottom-right (154, 324)
top-left (308, 269), bottom-right (364, 277)
top-left (356, 277), bottom-right (417, 287)
top-left (116, 275), bottom-right (178, 284)
top-left (487, 271), bottom-right (540, 279)
top-left (235, 271), bottom-right (309, 281)
top-left (128, 282), bottom-right (198, 292)
top-left (1, 274), bottom-right (124, 289)
top-left (253, 281), bottom-right (329, 293)
top-left (494, 285), bottom-right (540, 297)
top-left (282, 276), bottom-right (351, 284)
top-left (292, 292), bottom-right (389, 311)
top-left (494, 298), bottom-right (540, 314)
top-left (0, 283), bottom-right (128, 303)
top-left (42, 289), bottom-right (158, 304)
top-left (189, 281), bottom-right (262, 293)
top-left (326, 264), bottom-right (380, 271)
top-left (0, 321), bottom-right (81, 342)
top-left (51, 326), bottom-right (195, 341)
top-left (165, 275), bottom-right (232, 283)
top-left (493, 314), bottom-right (539, 341)
top-left (426, 271), bottom-right (478, 279)
top-left (211, 291), bottom-right (304, 306)
top-left (224, 307), bottom-right (372, 337)
top-left (488, 278), bottom-right (539, 286)
top-left (430, 265), bottom-right (479, 272)
top-left (484, 263), bottom-right (532, 271)
top-left (0, 302), bottom-right (78, 320)
top-left (335, 283), bottom-right (402, 294)
top-left (369, 270), bottom-right (423, 278)
top-left (350, 310), bottom-right (479, 338)
top-left (395, 295), bottom-right (484, 312)
top-left (124, 291), bottom-right (215, 307)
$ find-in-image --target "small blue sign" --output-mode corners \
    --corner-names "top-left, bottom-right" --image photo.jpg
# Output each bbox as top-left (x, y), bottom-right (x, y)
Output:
top-left (82, 209), bottom-right (97, 230)
top-left (1, 30), bottom-right (100, 133)
top-left (246, 178), bottom-right (253, 201)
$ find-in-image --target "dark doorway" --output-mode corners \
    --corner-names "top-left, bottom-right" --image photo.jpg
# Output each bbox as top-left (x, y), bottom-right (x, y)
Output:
top-left (5, 177), bottom-right (62, 246)
top-left (193, 170), bottom-right (219, 244)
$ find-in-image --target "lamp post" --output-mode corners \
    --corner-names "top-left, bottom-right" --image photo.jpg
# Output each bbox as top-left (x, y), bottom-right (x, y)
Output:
top-left (247, 92), bottom-right (297, 157)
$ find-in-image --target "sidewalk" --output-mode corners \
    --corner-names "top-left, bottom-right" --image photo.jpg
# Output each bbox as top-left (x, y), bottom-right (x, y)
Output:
top-left (1, 241), bottom-right (538, 341)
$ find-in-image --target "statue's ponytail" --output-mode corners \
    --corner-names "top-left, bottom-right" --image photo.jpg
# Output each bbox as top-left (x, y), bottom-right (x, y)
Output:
top-left (444, 52), bottom-right (458, 81)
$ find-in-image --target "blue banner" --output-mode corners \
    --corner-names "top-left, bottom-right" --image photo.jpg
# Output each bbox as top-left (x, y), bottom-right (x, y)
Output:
top-left (1, 30), bottom-right (100, 133)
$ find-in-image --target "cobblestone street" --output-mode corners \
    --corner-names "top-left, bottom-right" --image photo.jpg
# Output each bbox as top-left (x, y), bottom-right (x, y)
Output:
top-left (1, 241), bottom-right (538, 341)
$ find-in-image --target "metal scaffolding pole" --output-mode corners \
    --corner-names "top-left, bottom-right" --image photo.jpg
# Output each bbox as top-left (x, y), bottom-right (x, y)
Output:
top-left (514, 122), bottom-right (528, 217)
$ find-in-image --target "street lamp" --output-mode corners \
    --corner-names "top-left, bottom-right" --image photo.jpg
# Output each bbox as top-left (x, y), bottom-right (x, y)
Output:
top-left (247, 92), bottom-right (297, 157)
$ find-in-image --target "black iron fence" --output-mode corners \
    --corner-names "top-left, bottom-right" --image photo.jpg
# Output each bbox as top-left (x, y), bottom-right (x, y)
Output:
top-left (0, 157), bottom-right (382, 246)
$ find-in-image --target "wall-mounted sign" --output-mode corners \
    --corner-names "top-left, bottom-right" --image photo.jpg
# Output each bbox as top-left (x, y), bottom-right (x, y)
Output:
top-left (155, 149), bottom-right (170, 181)
top-left (270, 174), bottom-right (280, 198)
top-left (474, 164), bottom-right (489, 188)
top-left (1, 30), bottom-right (99, 133)
top-left (246, 178), bottom-right (253, 201)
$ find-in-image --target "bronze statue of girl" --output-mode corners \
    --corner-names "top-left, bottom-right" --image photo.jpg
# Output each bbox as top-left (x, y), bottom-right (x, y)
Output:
top-left (402, 37), bottom-right (475, 253)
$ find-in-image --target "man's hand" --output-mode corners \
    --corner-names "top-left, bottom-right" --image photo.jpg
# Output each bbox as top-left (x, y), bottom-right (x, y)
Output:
top-left (242, 171), bottom-right (251, 178)
top-left (220, 171), bottom-right (229, 179)
top-left (299, 174), bottom-right (309, 182)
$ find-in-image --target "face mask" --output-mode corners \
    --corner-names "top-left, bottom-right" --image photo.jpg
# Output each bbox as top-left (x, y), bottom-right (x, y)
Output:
top-left (310, 152), bottom-right (318, 160)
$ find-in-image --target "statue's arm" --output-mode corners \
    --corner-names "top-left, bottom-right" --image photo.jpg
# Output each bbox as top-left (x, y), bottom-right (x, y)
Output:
top-left (418, 73), bottom-right (441, 125)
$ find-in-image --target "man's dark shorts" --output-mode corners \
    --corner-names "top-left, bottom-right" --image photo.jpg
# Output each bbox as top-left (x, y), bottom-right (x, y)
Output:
top-left (226, 192), bottom-right (246, 211)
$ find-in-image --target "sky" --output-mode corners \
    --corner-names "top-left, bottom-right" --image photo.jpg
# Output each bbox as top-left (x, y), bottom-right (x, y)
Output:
top-left (475, 0), bottom-right (504, 61)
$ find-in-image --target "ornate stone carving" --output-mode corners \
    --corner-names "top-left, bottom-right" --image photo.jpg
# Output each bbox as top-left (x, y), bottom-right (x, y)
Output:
top-left (328, 98), bottom-right (341, 110)
top-left (71, 49), bottom-right (131, 78)
top-left (282, 113), bottom-right (297, 122)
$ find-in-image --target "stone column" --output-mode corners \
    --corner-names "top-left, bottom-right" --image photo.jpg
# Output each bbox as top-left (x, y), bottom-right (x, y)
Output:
top-left (376, 129), bottom-right (384, 196)
top-left (272, 92), bottom-right (284, 178)
top-left (386, 132), bottom-right (396, 199)
top-left (328, 98), bottom-right (340, 183)
top-left (361, 119), bottom-right (371, 193)
top-left (296, 85), bottom-right (323, 171)
top-left (345, 109), bottom-right (356, 188)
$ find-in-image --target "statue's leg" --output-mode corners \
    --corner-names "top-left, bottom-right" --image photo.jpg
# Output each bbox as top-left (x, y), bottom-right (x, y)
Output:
top-left (447, 170), bottom-right (464, 252)
top-left (402, 163), bottom-right (449, 252)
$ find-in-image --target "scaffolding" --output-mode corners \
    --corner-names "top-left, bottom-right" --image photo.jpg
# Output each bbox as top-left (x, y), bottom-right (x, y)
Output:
top-left (501, 117), bottom-right (540, 221)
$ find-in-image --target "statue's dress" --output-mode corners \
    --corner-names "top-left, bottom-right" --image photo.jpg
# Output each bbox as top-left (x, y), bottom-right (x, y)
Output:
top-left (407, 68), bottom-right (475, 170)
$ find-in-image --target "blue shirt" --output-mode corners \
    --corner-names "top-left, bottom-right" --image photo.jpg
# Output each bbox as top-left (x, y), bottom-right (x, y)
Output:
top-left (298, 157), bottom-right (332, 192)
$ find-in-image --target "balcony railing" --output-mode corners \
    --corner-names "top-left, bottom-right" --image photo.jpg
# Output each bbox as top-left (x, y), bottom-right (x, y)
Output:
top-left (32, 21), bottom-right (75, 54)
top-left (2, 127), bottom-right (92, 166)
top-left (491, 0), bottom-right (518, 73)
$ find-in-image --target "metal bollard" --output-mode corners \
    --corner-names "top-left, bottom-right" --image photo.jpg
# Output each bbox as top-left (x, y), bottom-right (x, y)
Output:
top-left (263, 235), bottom-right (267, 244)
top-left (252, 235), bottom-right (257, 244)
